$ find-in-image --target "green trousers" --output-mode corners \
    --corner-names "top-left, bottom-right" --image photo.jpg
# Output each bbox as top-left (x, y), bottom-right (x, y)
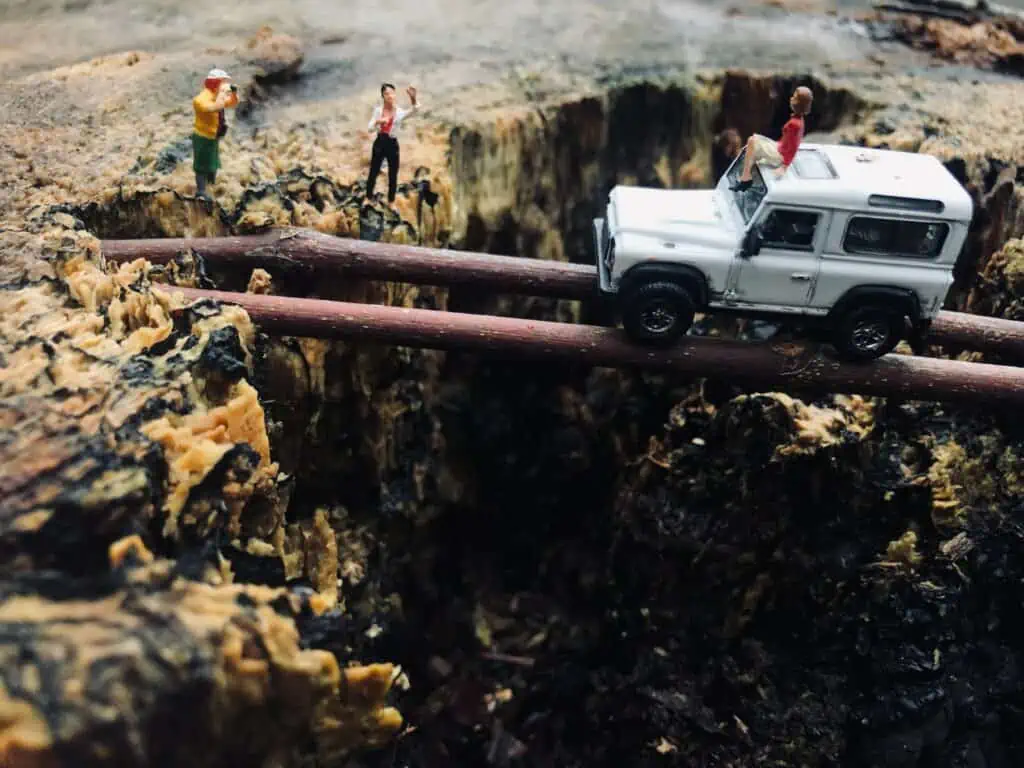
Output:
top-left (192, 133), bottom-right (220, 175)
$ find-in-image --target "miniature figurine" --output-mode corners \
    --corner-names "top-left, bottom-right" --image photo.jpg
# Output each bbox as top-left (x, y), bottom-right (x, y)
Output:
top-left (730, 86), bottom-right (813, 191)
top-left (365, 83), bottom-right (420, 207)
top-left (192, 68), bottom-right (239, 200)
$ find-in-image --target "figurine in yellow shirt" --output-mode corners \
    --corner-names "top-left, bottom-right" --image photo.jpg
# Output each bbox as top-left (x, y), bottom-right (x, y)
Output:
top-left (192, 68), bottom-right (239, 200)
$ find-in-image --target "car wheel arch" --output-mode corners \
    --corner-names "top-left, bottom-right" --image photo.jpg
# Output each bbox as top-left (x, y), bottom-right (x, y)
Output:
top-left (618, 263), bottom-right (710, 307)
top-left (827, 285), bottom-right (921, 324)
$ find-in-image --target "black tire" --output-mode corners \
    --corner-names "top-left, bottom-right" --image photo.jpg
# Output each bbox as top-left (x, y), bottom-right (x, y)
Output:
top-left (832, 304), bottom-right (903, 361)
top-left (620, 281), bottom-right (696, 346)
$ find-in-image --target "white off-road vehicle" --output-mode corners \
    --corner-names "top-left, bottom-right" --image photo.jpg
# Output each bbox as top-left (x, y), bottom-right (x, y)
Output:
top-left (593, 143), bottom-right (973, 360)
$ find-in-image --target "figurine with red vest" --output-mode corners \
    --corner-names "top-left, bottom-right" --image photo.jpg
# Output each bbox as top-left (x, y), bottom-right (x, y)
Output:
top-left (364, 83), bottom-right (420, 207)
top-left (730, 86), bottom-right (814, 191)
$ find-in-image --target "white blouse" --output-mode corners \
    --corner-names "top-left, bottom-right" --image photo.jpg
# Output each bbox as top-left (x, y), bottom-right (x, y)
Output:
top-left (367, 102), bottom-right (421, 138)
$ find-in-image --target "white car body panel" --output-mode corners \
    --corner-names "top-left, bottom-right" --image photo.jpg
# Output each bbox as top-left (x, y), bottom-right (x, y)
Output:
top-left (594, 143), bottom-right (972, 325)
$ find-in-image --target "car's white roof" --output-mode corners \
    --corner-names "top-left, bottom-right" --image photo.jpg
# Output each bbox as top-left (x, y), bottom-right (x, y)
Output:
top-left (759, 143), bottom-right (973, 222)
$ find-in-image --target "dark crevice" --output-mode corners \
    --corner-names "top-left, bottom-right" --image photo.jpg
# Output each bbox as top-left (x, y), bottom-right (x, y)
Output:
top-left (352, 76), bottom-right (1024, 768)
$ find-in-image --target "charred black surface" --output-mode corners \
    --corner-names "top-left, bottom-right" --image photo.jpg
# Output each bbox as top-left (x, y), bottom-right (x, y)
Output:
top-left (352, 389), bottom-right (1024, 767)
top-left (220, 543), bottom-right (289, 586)
top-left (0, 403), bottom-right (163, 575)
top-left (195, 325), bottom-right (250, 392)
top-left (180, 444), bottom-right (263, 535)
top-left (0, 556), bottom-right (381, 768)
top-left (51, 169), bottom-right (430, 246)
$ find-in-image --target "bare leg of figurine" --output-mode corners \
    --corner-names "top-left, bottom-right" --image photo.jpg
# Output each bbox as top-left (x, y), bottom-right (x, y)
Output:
top-left (195, 173), bottom-right (208, 199)
top-left (731, 136), bottom-right (759, 190)
top-left (739, 137), bottom-right (757, 180)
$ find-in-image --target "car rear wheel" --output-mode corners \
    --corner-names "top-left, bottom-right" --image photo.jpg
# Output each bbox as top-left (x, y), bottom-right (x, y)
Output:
top-left (621, 281), bottom-right (696, 346)
top-left (832, 304), bottom-right (903, 361)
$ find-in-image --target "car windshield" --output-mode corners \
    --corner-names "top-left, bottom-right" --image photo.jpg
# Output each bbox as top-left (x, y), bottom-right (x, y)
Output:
top-left (724, 148), bottom-right (768, 224)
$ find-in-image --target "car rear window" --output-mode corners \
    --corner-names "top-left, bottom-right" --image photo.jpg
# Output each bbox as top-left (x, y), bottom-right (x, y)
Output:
top-left (843, 216), bottom-right (949, 259)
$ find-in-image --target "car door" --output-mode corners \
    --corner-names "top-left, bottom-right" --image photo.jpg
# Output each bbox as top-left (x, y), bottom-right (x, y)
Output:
top-left (732, 206), bottom-right (828, 310)
top-left (809, 213), bottom-right (952, 312)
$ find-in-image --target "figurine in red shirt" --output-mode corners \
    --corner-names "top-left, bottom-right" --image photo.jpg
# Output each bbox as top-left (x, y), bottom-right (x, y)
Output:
top-left (731, 86), bottom-right (814, 191)
top-left (364, 82), bottom-right (420, 208)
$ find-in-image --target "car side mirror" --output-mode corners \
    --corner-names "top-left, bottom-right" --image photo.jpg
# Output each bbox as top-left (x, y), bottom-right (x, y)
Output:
top-left (741, 227), bottom-right (763, 258)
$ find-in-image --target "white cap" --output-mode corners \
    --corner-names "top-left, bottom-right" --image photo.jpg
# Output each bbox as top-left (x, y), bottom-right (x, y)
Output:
top-left (206, 68), bottom-right (231, 80)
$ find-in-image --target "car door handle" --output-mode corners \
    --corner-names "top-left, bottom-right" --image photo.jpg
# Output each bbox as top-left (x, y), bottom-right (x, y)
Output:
top-left (790, 273), bottom-right (811, 281)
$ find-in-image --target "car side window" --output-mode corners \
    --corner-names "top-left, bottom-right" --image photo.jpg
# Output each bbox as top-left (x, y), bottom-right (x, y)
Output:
top-left (844, 217), bottom-right (949, 259)
top-left (759, 209), bottom-right (819, 251)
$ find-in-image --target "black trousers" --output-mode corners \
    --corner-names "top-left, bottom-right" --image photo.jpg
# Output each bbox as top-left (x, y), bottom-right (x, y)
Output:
top-left (366, 133), bottom-right (399, 202)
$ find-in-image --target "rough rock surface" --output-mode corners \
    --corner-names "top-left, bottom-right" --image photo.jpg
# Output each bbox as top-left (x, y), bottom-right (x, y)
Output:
top-left (967, 236), bottom-right (1024, 320)
top-left (2, 1), bottom-right (1024, 766)
top-left (0, 224), bottom-right (405, 764)
top-left (0, 539), bottom-right (402, 768)
top-left (868, 4), bottom-right (1024, 75)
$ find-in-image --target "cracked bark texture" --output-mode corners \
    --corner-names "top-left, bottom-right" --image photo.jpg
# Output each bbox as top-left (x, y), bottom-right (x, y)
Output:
top-left (0, 539), bottom-right (401, 768)
top-left (0, 224), bottom-right (404, 766)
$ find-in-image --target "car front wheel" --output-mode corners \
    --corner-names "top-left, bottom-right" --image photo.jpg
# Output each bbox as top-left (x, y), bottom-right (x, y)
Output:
top-left (620, 281), bottom-right (696, 346)
top-left (832, 304), bottom-right (903, 361)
